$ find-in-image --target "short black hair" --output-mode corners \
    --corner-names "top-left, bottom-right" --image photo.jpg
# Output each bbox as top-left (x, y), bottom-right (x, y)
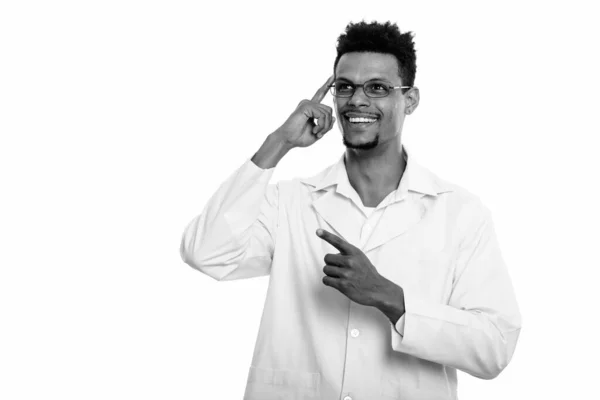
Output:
top-left (334, 21), bottom-right (417, 87)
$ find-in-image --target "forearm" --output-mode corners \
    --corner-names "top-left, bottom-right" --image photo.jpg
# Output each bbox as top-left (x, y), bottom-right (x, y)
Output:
top-left (389, 290), bottom-right (521, 379)
top-left (251, 132), bottom-right (294, 169)
top-left (183, 133), bottom-right (285, 268)
top-left (372, 276), bottom-right (520, 379)
top-left (381, 203), bottom-right (522, 379)
top-left (180, 157), bottom-right (278, 280)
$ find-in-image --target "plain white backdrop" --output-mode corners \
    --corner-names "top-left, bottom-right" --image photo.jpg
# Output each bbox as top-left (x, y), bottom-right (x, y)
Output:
top-left (1, 0), bottom-right (599, 399)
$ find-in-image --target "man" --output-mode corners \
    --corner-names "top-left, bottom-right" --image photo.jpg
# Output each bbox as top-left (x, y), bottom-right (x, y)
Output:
top-left (180, 21), bottom-right (521, 400)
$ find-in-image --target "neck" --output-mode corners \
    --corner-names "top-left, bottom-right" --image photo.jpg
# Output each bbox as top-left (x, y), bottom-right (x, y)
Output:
top-left (344, 139), bottom-right (407, 207)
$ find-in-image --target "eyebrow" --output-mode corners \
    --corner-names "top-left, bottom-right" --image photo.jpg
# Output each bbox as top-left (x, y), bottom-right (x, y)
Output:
top-left (335, 76), bottom-right (393, 83)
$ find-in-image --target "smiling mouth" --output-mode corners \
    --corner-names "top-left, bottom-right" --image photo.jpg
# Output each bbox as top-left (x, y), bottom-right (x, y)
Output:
top-left (344, 115), bottom-right (379, 126)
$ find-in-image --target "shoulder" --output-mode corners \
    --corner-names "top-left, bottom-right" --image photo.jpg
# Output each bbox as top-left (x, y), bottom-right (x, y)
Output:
top-left (274, 161), bottom-right (338, 194)
top-left (416, 167), bottom-right (498, 251)
top-left (410, 159), bottom-right (486, 208)
top-left (417, 163), bottom-right (492, 222)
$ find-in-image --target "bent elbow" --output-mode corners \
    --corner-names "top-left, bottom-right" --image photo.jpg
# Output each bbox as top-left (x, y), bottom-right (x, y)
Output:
top-left (180, 236), bottom-right (200, 269)
top-left (180, 238), bottom-right (221, 281)
top-left (473, 361), bottom-right (506, 380)
top-left (180, 239), bottom-right (248, 282)
top-left (465, 351), bottom-right (508, 380)
top-left (180, 251), bottom-right (233, 282)
top-left (470, 328), bottom-right (521, 380)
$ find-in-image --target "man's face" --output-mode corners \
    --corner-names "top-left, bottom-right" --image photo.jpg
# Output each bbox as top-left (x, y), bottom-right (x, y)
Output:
top-left (334, 52), bottom-right (412, 150)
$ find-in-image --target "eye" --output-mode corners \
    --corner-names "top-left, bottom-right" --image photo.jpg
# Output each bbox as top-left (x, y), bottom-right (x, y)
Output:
top-left (368, 83), bottom-right (387, 91)
top-left (366, 82), bottom-right (389, 96)
top-left (337, 83), bottom-right (354, 91)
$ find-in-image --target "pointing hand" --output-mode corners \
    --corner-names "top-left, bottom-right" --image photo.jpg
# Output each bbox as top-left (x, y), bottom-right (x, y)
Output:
top-left (317, 228), bottom-right (390, 307)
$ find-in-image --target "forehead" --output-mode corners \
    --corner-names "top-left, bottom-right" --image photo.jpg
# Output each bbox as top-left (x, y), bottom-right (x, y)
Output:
top-left (335, 52), bottom-right (400, 82)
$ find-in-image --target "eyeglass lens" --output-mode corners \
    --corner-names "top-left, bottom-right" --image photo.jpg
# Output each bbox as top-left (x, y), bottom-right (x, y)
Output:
top-left (331, 81), bottom-right (390, 98)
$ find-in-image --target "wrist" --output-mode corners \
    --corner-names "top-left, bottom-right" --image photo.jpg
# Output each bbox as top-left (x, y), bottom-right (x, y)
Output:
top-left (269, 129), bottom-right (296, 150)
top-left (374, 279), bottom-right (405, 325)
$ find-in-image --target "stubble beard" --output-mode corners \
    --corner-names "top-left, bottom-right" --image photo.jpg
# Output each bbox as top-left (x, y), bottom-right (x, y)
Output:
top-left (342, 132), bottom-right (380, 150)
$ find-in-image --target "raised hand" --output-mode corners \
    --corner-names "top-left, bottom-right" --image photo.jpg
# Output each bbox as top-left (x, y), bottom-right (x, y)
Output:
top-left (272, 75), bottom-right (336, 148)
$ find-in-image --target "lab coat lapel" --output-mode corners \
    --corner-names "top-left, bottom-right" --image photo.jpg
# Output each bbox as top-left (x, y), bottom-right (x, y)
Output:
top-left (311, 190), bottom-right (361, 247)
top-left (362, 194), bottom-right (427, 253)
top-left (300, 147), bottom-right (451, 252)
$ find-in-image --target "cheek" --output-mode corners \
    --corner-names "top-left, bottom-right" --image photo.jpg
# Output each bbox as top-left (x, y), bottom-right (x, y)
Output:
top-left (387, 105), bottom-right (405, 124)
top-left (379, 110), bottom-right (395, 125)
top-left (378, 110), bottom-right (404, 131)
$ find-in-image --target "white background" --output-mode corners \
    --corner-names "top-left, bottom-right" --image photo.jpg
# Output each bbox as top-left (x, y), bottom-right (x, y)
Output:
top-left (1, 0), bottom-right (599, 399)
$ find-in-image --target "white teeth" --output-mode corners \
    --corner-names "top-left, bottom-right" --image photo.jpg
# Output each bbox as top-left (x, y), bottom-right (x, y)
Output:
top-left (348, 117), bottom-right (377, 123)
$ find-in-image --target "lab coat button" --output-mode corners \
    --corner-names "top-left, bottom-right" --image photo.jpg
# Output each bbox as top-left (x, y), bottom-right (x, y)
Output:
top-left (350, 329), bottom-right (360, 337)
top-left (343, 396), bottom-right (352, 400)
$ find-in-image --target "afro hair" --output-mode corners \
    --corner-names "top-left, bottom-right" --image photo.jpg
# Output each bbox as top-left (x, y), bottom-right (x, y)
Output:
top-left (334, 21), bottom-right (417, 87)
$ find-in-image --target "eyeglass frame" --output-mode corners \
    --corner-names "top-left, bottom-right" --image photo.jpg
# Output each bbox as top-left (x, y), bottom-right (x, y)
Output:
top-left (328, 79), bottom-right (413, 98)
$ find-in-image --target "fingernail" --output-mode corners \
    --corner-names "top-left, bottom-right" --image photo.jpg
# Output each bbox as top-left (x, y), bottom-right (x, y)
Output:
top-left (316, 229), bottom-right (323, 236)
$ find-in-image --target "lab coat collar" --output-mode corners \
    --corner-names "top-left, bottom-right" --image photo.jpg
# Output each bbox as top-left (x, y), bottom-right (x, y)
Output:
top-left (299, 145), bottom-right (455, 252)
top-left (299, 144), bottom-right (452, 199)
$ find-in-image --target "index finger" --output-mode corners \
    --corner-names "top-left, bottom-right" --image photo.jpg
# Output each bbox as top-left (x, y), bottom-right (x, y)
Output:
top-left (316, 228), bottom-right (356, 255)
top-left (310, 75), bottom-right (335, 103)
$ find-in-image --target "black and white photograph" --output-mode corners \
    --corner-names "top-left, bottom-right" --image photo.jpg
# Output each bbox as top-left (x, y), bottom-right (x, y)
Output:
top-left (1, 1), bottom-right (598, 399)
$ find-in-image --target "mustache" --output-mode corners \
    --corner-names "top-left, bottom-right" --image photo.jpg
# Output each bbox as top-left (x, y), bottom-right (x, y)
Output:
top-left (339, 108), bottom-right (381, 117)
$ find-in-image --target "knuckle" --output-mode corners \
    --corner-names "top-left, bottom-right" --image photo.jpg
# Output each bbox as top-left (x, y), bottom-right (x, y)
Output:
top-left (319, 105), bottom-right (332, 115)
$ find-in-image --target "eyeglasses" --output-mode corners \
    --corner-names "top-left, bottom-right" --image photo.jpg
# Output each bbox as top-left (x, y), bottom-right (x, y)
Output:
top-left (329, 80), bottom-right (412, 98)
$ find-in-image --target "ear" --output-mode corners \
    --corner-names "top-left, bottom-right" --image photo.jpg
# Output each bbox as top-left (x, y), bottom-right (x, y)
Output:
top-left (404, 87), bottom-right (420, 115)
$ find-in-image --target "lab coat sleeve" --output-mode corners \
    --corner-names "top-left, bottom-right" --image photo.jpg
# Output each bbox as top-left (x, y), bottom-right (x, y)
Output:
top-left (392, 314), bottom-right (406, 337)
top-left (180, 158), bottom-right (279, 281)
top-left (390, 204), bottom-right (522, 379)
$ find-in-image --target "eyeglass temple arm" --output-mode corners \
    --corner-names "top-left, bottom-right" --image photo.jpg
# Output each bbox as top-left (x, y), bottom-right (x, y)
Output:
top-left (329, 84), bottom-right (412, 88)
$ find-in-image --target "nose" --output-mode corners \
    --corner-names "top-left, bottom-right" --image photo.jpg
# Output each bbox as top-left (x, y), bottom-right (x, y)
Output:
top-left (347, 85), bottom-right (370, 107)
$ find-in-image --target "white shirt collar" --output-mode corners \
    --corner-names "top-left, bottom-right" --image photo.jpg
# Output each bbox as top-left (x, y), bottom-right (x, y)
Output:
top-left (299, 144), bottom-right (454, 206)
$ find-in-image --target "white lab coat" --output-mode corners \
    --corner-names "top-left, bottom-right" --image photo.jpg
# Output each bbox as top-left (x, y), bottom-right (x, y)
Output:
top-left (180, 146), bottom-right (522, 400)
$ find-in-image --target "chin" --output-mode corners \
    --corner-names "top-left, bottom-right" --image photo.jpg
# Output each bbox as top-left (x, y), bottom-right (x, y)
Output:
top-left (342, 134), bottom-right (379, 150)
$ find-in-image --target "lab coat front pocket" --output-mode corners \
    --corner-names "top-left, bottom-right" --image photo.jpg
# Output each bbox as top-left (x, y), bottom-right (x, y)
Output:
top-left (380, 377), bottom-right (413, 399)
top-left (244, 366), bottom-right (321, 400)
